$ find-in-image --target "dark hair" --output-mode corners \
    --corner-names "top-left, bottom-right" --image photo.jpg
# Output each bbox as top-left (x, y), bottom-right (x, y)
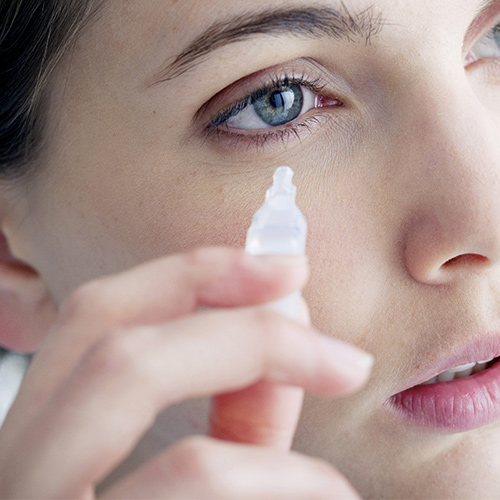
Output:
top-left (0, 0), bottom-right (104, 179)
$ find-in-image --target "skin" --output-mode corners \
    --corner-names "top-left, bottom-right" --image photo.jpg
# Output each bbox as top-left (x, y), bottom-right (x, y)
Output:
top-left (0, 0), bottom-right (499, 497)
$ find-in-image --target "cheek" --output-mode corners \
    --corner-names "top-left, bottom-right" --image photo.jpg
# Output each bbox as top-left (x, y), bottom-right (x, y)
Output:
top-left (24, 95), bottom-right (394, 314)
top-left (300, 176), bottom-right (392, 348)
top-left (24, 152), bottom-right (269, 301)
top-left (125, 174), bottom-right (257, 254)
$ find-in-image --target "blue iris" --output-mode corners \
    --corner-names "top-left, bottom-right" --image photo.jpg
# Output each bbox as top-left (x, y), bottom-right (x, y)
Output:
top-left (253, 84), bottom-right (304, 126)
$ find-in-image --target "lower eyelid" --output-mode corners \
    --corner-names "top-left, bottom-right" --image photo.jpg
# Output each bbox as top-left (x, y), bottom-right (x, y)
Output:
top-left (205, 110), bottom-right (336, 152)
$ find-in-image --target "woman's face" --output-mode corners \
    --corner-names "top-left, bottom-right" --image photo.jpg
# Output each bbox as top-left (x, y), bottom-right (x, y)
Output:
top-left (6, 0), bottom-right (500, 497)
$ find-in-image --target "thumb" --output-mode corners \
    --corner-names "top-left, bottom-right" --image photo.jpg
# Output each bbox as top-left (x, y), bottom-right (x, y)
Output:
top-left (208, 298), bottom-right (310, 451)
top-left (209, 381), bottom-right (304, 451)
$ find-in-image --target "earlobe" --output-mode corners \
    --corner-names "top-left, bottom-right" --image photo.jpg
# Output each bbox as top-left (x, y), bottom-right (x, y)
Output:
top-left (0, 232), bottom-right (57, 353)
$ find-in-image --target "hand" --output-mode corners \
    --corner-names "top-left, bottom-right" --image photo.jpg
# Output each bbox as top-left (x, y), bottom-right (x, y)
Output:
top-left (0, 247), bottom-right (372, 499)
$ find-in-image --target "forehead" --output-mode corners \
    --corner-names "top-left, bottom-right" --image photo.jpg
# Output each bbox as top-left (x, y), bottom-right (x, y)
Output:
top-left (102, 0), bottom-right (475, 32)
top-left (95, 0), bottom-right (479, 63)
top-left (74, 0), bottom-right (481, 101)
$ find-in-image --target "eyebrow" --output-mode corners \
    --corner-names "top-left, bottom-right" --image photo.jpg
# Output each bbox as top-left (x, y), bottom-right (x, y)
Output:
top-left (156, 5), bottom-right (384, 82)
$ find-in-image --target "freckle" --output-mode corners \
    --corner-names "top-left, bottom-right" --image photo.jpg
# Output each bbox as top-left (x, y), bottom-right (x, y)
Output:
top-left (152, 110), bottom-right (156, 115)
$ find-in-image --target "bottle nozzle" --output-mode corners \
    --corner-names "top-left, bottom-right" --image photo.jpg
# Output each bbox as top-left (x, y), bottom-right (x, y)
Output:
top-left (266, 166), bottom-right (296, 201)
top-left (245, 166), bottom-right (307, 256)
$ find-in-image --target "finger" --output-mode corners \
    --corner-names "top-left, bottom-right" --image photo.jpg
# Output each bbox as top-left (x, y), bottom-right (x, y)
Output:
top-left (101, 436), bottom-right (361, 500)
top-left (58, 246), bottom-right (309, 327)
top-left (8, 308), bottom-right (373, 497)
top-left (8, 247), bottom-right (308, 427)
top-left (209, 381), bottom-right (304, 450)
top-left (209, 298), bottom-right (310, 451)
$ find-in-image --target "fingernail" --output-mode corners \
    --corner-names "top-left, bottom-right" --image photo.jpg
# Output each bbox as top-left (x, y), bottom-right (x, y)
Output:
top-left (318, 336), bottom-right (374, 372)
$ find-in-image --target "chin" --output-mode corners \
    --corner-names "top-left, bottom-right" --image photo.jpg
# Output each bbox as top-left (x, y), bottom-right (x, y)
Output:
top-left (296, 397), bottom-right (500, 499)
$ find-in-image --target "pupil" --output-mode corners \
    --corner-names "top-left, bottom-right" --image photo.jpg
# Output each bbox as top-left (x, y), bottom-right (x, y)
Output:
top-left (254, 84), bottom-right (304, 127)
top-left (269, 91), bottom-right (287, 110)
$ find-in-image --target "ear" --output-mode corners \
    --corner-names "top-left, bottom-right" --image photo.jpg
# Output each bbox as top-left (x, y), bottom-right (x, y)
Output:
top-left (0, 230), bottom-right (57, 353)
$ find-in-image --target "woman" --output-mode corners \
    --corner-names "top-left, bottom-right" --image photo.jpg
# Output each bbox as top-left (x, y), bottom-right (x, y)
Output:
top-left (0, 0), bottom-right (499, 497)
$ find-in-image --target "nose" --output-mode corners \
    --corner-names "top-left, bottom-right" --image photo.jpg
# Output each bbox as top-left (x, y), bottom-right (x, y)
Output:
top-left (402, 73), bottom-right (500, 285)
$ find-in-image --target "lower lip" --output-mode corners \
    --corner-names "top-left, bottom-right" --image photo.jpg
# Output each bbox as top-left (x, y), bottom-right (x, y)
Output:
top-left (386, 361), bottom-right (500, 432)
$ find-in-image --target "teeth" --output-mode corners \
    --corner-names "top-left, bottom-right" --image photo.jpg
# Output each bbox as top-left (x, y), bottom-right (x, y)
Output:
top-left (421, 376), bottom-right (437, 385)
top-left (478, 357), bottom-right (494, 363)
top-left (473, 361), bottom-right (489, 373)
top-left (437, 371), bottom-right (456, 382)
top-left (454, 366), bottom-right (474, 379)
top-left (446, 362), bottom-right (476, 373)
top-left (420, 359), bottom-right (496, 386)
top-left (436, 362), bottom-right (475, 382)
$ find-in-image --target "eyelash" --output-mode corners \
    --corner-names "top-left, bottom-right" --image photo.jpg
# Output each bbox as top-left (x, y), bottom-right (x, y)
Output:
top-left (203, 72), bottom-right (338, 148)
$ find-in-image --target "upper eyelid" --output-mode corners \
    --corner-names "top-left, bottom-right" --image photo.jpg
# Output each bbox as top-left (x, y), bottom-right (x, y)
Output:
top-left (464, 18), bottom-right (500, 65)
top-left (464, 2), bottom-right (500, 52)
top-left (194, 62), bottom-right (333, 123)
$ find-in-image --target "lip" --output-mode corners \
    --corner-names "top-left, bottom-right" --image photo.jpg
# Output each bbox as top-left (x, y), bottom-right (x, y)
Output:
top-left (385, 334), bottom-right (500, 432)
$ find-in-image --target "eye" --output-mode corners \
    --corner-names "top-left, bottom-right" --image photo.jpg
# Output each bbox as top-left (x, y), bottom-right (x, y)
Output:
top-left (466, 22), bottom-right (500, 65)
top-left (199, 68), bottom-right (344, 153)
top-left (213, 82), bottom-right (319, 130)
top-left (204, 73), bottom-right (342, 149)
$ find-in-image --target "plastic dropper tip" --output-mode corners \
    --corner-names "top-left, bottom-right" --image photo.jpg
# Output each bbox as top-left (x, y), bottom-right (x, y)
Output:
top-left (274, 166), bottom-right (293, 187)
top-left (266, 166), bottom-right (296, 200)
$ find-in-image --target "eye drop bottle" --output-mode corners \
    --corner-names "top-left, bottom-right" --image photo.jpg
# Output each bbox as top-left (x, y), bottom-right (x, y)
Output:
top-left (245, 166), bottom-right (307, 320)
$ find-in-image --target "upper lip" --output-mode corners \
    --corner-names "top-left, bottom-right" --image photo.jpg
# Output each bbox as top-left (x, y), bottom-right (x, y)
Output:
top-left (391, 332), bottom-right (500, 394)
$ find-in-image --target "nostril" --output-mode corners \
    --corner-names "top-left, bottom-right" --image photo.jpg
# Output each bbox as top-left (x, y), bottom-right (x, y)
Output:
top-left (442, 253), bottom-right (489, 267)
top-left (403, 215), bottom-right (498, 284)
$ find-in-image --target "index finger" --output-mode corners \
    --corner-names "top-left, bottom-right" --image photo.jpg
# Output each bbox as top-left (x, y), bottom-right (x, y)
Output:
top-left (210, 381), bottom-right (304, 451)
top-left (6, 247), bottom-right (308, 434)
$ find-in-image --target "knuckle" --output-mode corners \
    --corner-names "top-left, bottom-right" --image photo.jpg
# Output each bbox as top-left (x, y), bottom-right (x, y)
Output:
top-left (59, 278), bottom-right (117, 325)
top-left (181, 247), bottom-right (211, 269)
top-left (242, 308), bottom-right (312, 384)
top-left (167, 436), bottom-right (218, 482)
top-left (178, 248), bottom-right (211, 290)
top-left (166, 437), bottom-right (254, 497)
top-left (82, 329), bottom-right (136, 378)
top-left (181, 246), bottom-right (240, 274)
top-left (253, 307), bottom-right (290, 342)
